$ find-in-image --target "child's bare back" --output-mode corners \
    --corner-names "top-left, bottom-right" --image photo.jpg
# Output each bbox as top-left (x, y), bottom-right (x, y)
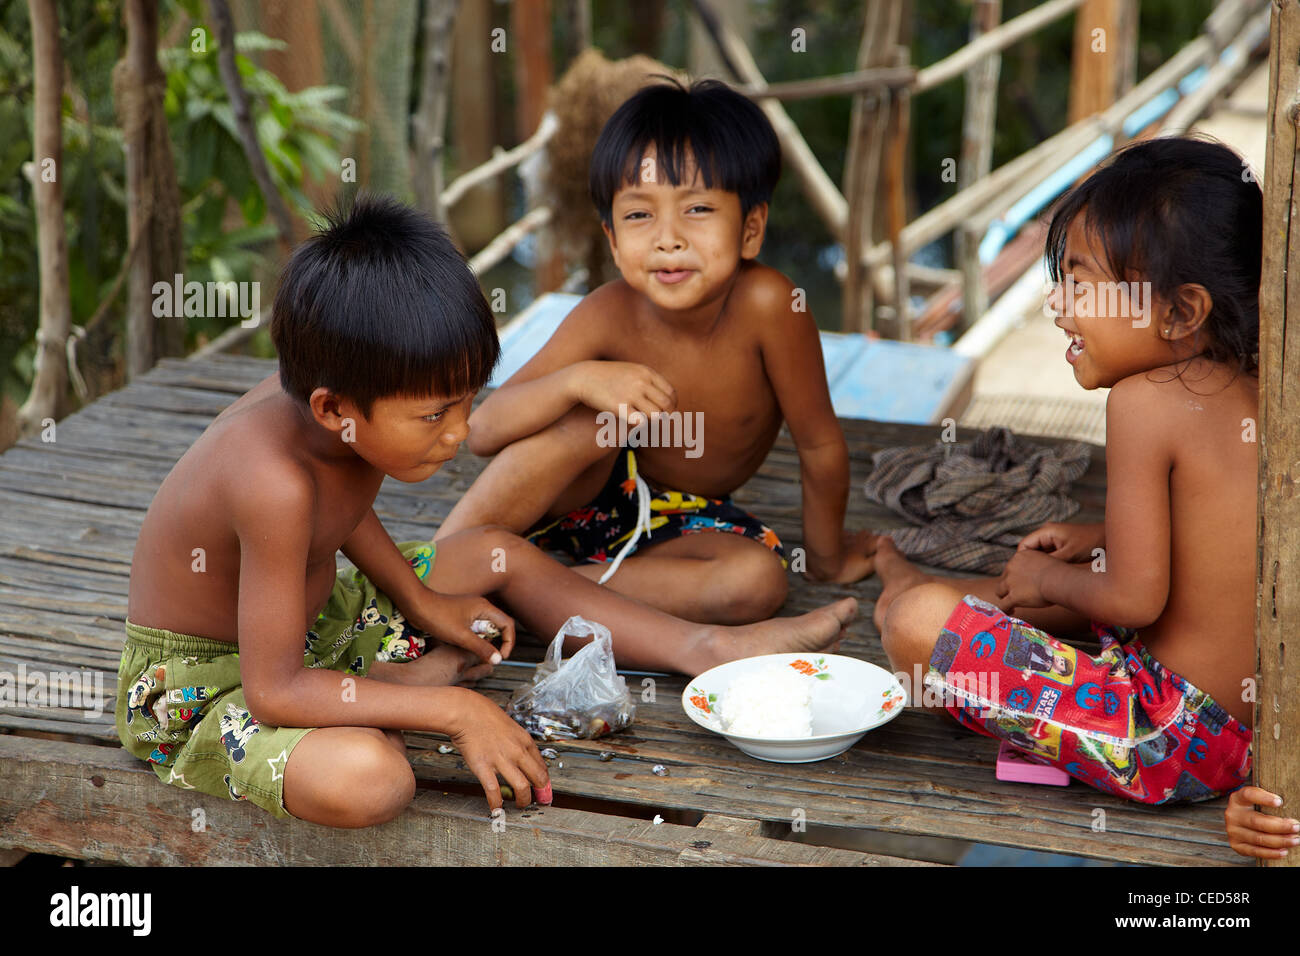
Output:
top-left (127, 373), bottom-right (377, 643)
top-left (1116, 360), bottom-right (1257, 726)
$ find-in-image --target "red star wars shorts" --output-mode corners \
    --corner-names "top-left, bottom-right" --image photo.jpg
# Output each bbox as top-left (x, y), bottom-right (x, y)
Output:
top-left (926, 594), bottom-right (1252, 804)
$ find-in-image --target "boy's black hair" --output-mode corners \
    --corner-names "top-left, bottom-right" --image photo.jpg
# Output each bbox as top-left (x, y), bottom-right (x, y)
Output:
top-left (271, 192), bottom-right (499, 420)
top-left (1046, 136), bottom-right (1262, 376)
top-left (589, 76), bottom-right (781, 227)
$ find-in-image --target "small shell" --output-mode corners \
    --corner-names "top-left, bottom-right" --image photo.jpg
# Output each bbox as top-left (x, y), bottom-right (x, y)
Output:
top-left (470, 619), bottom-right (501, 640)
top-left (540, 747), bottom-right (559, 760)
top-left (651, 764), bottom-right (669, 777)
top-left (437, 744), bottom-right (456, 755)
top-left (598, 751), bottom-right (616, 762)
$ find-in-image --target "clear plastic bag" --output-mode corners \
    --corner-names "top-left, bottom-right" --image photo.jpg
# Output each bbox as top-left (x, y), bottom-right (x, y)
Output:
top-left (507, 616), bottom-right (636, 740)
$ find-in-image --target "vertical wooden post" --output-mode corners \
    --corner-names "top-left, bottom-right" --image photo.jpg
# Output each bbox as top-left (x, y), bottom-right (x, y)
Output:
top-left (511, 0), bottom-right (564, 293)
top-left (1068, 0), bottom-right (1131, 123)
top-left (451, 0), bottom-right (505, 250)
top-left (118, 0), bottom-right (184, 377)
top-left (16, 0), bottom-right (71, 436)
top-left (413, 0), bottom-right (459, 222)
top-left (956, 0), bottom-right (1002, 334)
top-left (1256, 0), bottom-right (1300, 869)
top-left (842, 0), bottom-right (903, 333)
top-left (885, 42), bottom-right (913, 341)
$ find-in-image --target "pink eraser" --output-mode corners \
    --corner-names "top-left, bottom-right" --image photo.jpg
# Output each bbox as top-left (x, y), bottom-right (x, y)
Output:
top-left (533, 782), bottom-right (553, 805)
top-left (995, 742), bottom-right (1071, 786)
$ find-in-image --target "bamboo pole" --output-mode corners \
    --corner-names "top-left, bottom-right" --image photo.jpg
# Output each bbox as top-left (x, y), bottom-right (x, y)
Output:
top-left (16, 0), bottom-right (71, 437)
top-left (441, 112), bottom-right (558, 210)
top-left (737, 67), bottom-right (917, 101)
top-left (914, 0), bottom-right (1087, 94)
top-left (468, 206), bottom-right (553, 276)
top-left (1255, 0), bottom-right (1299, 869)
top-left (690, 0), bottom-right (849, 242)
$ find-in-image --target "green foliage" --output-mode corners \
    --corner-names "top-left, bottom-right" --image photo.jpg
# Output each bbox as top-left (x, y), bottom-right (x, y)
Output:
top-left (0, 1), bottom-right (361, 404)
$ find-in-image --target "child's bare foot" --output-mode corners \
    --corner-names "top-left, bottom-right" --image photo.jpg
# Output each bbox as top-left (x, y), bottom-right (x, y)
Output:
top-left (376, 641), bottom-right (496, 687)
top-left (696, 597), bottom-right (858, 669)
top-left (872, 537), bottom-right (936, 631)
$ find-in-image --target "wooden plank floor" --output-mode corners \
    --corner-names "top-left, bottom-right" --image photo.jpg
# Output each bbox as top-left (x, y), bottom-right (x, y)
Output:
top-left (0, 352), bottom-right (1243, 865)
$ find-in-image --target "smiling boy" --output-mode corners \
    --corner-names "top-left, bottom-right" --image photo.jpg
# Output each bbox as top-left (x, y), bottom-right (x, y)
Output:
top-left (435, 78), bottom-right (875, 622)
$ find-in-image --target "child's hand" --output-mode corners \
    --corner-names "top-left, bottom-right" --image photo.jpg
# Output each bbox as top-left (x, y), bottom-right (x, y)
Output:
top-left (1225, 786), bottom-right (1300, 859)
top-left (995, 549), bottom-right (1057, 611)
top-left (810, 529), bottom-right (878, 584)
top-left (449, 692), bottom-right (552, 810)
top-left (575, 360), bottom-right (677, 424)
top-left (1018, 521), bottom-right (1105, 563)
top-left (408, 592), bottom-right (516, 666)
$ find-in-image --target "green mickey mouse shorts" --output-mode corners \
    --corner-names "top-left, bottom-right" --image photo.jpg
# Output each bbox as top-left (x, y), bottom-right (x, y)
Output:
top-left (115, 541), bottom-right (436, 818)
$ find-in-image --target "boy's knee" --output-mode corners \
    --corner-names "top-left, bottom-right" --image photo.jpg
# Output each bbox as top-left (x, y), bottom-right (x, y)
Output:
top-left (713, 548), bottom-right (788, 622)
top-left (327, 734), bottom-right (416, 827)
top-left (882, 582), bottom-right (960, 660)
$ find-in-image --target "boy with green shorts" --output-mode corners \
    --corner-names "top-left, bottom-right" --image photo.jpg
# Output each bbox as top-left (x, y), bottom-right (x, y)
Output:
top-left (116, 195), bottom-right (856, 826)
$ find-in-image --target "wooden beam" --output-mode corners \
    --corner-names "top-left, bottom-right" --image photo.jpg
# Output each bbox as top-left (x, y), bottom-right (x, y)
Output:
top-left (0, 735), bottom-right (933, 866)
top-left (1255, 0), bottom-right (1300, 870)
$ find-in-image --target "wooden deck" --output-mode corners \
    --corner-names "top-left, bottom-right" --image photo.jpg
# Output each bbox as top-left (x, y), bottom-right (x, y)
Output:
top-left (0, 353), bottom-right (1243, 866)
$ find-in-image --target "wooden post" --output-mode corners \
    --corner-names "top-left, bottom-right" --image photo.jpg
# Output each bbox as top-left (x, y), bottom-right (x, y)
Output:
top-left (1068, 0), bottom-right (1132, 122)
top-left (885, 42), bottom-right (913, 340)
top-left (1255, 0), bottom-right (1300, 869)
top-left (117, 0), bottom-right (184, 379)
top-left (413, 0), bottom-right (459, 222)
top-left (956, 0), bottom-right (1001, 334)
top-left (16, 0), bottom-right (71, 437)
top-left (511, 0), bottom-right (564, 293)
top-left (449, 0), bottom-right (505, 250)
top-left (842, 0), bottom-right (903, 333)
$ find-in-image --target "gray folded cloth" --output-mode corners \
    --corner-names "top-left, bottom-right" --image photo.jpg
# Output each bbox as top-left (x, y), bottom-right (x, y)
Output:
top-left (863, 426), bottom-right (1092, 574)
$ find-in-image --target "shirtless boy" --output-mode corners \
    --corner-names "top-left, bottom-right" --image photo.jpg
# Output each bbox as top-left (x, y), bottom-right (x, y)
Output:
top-left (116, 195), bottom-right (855, 826)
top-left (435, 78), bottom-right (875, 623)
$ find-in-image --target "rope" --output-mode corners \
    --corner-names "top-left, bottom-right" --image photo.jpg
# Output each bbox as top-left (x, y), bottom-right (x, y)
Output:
top-left (597, 471), bottom-right (652, 585)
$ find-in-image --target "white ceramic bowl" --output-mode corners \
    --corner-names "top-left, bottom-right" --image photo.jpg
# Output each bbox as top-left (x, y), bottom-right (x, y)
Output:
top-left (681, 653), bottom-right (908, 763)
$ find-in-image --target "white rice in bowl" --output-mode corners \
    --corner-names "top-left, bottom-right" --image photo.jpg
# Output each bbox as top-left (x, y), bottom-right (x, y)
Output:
top-left (719, 665), bottom-right (814, 738)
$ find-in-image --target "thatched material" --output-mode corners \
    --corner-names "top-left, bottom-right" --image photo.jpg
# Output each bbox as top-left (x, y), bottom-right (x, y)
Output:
top-left (542, 49), bottom-right (686, 288)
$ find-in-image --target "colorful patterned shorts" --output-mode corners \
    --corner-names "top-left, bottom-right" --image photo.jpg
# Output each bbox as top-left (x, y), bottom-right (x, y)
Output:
top-left (114, 540), bottom-right (436, 819)
top-left (526, 449), bottom-right (785, 566)
top-left (927, 594), bottom-right (1252, 804)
